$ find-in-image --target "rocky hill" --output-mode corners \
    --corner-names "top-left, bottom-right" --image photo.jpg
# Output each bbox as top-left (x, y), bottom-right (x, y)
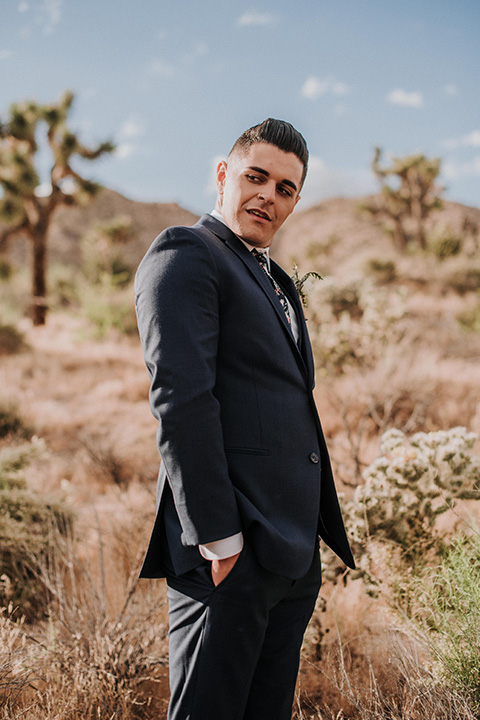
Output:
top-left (1, 188), bottom-right (479, 279)
top-left (1, 188), bottom-right (199, 270)
top-left (274, 195), bottom-right (480, 278)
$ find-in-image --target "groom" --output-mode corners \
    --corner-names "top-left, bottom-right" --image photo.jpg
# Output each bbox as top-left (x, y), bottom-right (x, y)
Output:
top-left (135, 118), bottom-right (354, 719)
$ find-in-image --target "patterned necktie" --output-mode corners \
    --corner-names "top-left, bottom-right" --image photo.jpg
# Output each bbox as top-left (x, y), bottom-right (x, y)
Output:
top-left (251, 248), bottom-right (291, 325)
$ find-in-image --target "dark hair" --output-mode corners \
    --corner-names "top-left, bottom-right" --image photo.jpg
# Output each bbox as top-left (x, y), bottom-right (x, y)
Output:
top-left (228, 118), bottom-right (309, 188)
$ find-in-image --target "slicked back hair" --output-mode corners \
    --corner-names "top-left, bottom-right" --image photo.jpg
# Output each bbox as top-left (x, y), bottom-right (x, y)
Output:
top-left (228, 118), bottom-right (309, 188)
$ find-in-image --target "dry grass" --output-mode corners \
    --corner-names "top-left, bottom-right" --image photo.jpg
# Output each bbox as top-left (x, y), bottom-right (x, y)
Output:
top-left (0, 510), bottom-right (170, 720)
top-left (296, 634), bottom-right (478, 719)
top-left (294, 583), bottom-right (478, 720)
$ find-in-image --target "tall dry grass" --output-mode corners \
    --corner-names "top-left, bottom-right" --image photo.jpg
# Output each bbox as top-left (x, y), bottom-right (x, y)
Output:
top-left (295, 631), bottom-right (478, 719)
top-left (0, 517), bottom-right (169, 720)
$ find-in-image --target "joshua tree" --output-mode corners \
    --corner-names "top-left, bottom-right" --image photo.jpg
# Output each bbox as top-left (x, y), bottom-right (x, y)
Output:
top-left (364, 147), bottom-right (444, 251)
top-left (0, 91), bottom-right (114, 325)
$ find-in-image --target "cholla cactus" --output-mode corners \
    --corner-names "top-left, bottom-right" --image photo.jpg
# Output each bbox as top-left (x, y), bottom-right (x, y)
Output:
top-left (322, 427), bottom-right (480, 587)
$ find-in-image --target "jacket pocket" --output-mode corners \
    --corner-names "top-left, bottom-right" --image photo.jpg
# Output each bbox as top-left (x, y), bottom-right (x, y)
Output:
top-left (224, 447), bottom-right (271, 456)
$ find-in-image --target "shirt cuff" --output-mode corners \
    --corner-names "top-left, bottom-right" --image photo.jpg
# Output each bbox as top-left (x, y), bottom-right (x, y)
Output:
top-left (199, 532), bottom-right (244, 560)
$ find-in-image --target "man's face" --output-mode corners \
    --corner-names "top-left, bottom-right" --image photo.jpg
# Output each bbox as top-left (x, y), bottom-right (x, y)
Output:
top-left (215, 142), bottom-right (303, 248)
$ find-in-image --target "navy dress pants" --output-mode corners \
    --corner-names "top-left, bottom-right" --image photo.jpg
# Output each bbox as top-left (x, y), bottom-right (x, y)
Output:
top-left (165, 542), bottom-right (321, 720)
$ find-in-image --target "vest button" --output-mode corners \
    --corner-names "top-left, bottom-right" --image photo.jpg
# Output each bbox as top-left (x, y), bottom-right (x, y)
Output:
top-left (309, 452), bottom-right (319, 464)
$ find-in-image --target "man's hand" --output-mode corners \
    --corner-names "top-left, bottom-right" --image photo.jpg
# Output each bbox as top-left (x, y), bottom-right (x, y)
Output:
top-left (211, 551), bottom-right (241, 586)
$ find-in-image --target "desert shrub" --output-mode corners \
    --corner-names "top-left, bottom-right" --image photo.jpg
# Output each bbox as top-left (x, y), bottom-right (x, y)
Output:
top-left (0, 404), bottom-right (32, 440)
top-left (82, 279), bottom-right (137, 338)
top-left (305, 234), bottom-right (339, 261)
top-left (322, 427), bottom-right (480, 587)
top-left (0, 259), bottom-right (12, 280)
top-left (79, 435), bottom-right (137, 488)
top-left (427, 228), bottom-right (463, 260)
top-left (364, 257), bottom-right (397, 284)
top-left (0, 269), bottom-right (31, 324)
top-left (0, 524), bottom-right (167, 719)
top-left (81, 216), bottom-right (135, 288)
top-left (0, 323), bottom-right (27, 355)
top-left (408, 532), bottom-right (480, 712)
top-left (457, 295), bottom-right (480, 333)
top-left (445, 265), bottom-right (480, 294)
top-left (48, 264), bottom-right (81, 309)
top-left (308, 278), bottom-right (406, 374)
top-left (0, 440), bottom-right (73, 620)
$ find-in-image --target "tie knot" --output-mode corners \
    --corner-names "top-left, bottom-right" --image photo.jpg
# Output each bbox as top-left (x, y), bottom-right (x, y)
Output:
top-left (251, 248), bottom-right (268, 270)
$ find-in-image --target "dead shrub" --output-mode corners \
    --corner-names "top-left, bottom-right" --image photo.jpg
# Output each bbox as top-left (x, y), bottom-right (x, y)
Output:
top-left (0, 324), bottom-right (27, 356)
top-left (0, 441), bottom-right (73, 620)
top-left (0, 521), bottom-right (169, 720)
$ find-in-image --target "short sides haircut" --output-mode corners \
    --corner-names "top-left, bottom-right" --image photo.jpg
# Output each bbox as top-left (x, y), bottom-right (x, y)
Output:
top-left (228, 118), bottom-right (309, 188)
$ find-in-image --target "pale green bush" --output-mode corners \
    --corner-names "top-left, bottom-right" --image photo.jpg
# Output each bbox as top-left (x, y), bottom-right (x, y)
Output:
top-left (81, 278), bottom-right (137, 338)
top-left (308, 277), bottom-right (406, 373)
top-left (409, 532), bottom-right (480, 712)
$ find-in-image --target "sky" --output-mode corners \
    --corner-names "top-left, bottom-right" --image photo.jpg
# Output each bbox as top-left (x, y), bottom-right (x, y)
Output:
top-left (1, 0), bottom-right (479, 215)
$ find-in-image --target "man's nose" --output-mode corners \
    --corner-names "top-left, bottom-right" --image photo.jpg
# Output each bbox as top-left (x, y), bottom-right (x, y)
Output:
top-left (258, 181), bottom-right (275, 203)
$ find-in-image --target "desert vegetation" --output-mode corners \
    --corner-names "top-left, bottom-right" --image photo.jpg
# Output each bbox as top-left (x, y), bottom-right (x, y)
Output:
top-left (1, 140), bottom-right (480, 717)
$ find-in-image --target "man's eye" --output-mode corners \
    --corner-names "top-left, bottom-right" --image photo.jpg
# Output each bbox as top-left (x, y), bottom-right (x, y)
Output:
top-left (246, 174), bottom-right (261, 182)
top-left (278, 186), bottom-right (292, 197)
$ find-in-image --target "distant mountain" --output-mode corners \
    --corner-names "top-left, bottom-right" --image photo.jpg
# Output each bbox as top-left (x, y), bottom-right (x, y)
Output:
top-left (273, 196), bottom-right (480, 277)
top-left (1, 188), bottom-right (199, 269)
top-left (1, 188), bottom-right (479, 277)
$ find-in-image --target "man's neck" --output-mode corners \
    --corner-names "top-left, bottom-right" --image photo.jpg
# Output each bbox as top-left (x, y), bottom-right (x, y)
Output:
top-left (210, 209), bottom-right (269, 256)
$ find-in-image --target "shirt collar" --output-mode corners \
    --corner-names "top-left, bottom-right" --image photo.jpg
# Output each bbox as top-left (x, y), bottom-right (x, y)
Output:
top-left (210, 209), bottom-right (270, 262)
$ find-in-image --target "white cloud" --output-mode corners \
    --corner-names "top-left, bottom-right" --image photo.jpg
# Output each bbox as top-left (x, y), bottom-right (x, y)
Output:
top-left (114, 143), bottom-right (135, 160)
top-left (301, 76), bottom-right (349, 101)
top-left (119, 117), bottom-right (145, 140)
top-left (297, 156), bottom-right (373, 206)
top-left (442, 83), bottom-right (458, 96)
top-left (387, 88), bottom-right (423, 108)
top-left (443, 129), bottom-right (480, 150)
top-left (149, 59), bottom-right (175, 77)
top-left (18, 1), bottom-right (29, 12)
top-left (41, 0), bottom-right (62, 35)
top-left (465, 130), bottom-right (480, 147)
top-left (236, 12), bottom-right (276, 27)
top-left (0, 49), bottom-right (12, 60)
top-left (443, 156), bottom-right (480, 180)
top-left (182, 41), bottom-right (209, 65)
top-left (114, 116), bottom-right (145, 160)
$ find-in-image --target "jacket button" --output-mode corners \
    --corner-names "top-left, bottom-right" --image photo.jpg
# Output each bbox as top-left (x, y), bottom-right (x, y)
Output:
top-left (309, 452), bottom-right (319, 464)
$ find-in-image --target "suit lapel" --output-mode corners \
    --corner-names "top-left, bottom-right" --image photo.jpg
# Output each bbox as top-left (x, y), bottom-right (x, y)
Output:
top-left (195, 215), bottom-right (314, 386)
top-left (271, 260), bottom-right (315, 387)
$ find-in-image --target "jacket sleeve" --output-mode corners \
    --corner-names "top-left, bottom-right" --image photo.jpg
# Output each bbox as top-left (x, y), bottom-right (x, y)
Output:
top-left (134, 227), bottom-right (242, 546)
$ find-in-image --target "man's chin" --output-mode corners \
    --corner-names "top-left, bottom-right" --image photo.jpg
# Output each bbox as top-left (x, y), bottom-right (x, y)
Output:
top-left (237, 225), bottom-right (273, 248)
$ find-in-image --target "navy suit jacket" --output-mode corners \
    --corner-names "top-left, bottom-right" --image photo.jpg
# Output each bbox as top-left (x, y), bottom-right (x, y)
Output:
top-left (134, 214), bottom-right (355, 579)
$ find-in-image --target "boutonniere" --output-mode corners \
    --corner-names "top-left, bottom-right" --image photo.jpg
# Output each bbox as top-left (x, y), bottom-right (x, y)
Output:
top-left (291, 265), bottom-right (323, 308)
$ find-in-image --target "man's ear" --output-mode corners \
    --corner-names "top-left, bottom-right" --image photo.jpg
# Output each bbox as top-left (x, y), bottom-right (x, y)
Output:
top-left (216, 160), bottom-right (227, 195)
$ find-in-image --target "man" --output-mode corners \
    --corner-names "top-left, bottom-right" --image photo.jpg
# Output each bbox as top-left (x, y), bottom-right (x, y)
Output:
top-left (135, 118), bottom-right (355, 720)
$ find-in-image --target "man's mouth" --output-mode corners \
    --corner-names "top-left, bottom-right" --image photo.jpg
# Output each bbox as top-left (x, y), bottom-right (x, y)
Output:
top-left (246, 209), bottom-right (271, 221)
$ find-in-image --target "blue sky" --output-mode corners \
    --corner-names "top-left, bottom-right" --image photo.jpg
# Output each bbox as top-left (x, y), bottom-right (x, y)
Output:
top-left (1, 0), bottom-right (479, 214)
